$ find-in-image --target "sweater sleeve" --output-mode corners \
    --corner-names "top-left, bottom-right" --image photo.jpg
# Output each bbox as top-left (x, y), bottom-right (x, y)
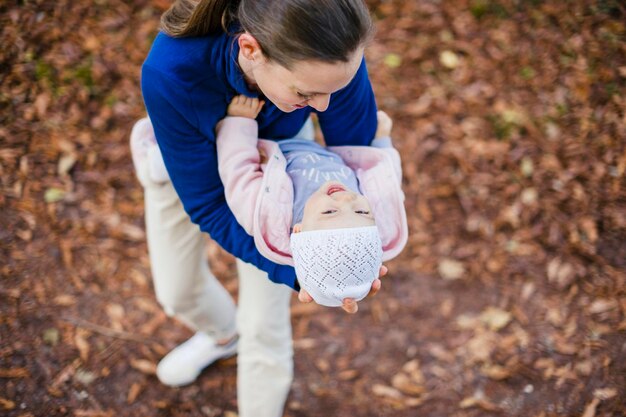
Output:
top-left (316, 58), bottom-right (378, 146)
top-left (215, 117), bottom-right (264, 236)
top-left (141, 65), bottom-right (297, 289)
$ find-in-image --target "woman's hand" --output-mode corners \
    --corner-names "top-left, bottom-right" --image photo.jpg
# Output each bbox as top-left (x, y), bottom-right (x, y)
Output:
top-left (297, 265), bottom-right (388, 313)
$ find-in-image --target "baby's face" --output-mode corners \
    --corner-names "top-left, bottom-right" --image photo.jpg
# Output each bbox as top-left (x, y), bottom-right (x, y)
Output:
top-left (300, 181), bottom-right (375, 231)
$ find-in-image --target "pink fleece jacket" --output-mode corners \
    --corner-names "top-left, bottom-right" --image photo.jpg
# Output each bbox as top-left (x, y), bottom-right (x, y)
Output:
top-left (216, 117), bottom-right (408, 266)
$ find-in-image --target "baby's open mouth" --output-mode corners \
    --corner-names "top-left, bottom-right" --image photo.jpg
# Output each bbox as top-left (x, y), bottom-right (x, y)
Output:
top-left (327, 184), bottom-right (346, 195)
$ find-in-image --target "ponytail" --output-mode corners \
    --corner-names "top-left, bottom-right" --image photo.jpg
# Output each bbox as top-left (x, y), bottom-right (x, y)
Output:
top-left (160, 0), bottom-right (239, 38)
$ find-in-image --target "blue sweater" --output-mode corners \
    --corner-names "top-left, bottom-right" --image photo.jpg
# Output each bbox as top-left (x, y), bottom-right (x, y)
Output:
top-left (141, 31), bottom-right (378, 290)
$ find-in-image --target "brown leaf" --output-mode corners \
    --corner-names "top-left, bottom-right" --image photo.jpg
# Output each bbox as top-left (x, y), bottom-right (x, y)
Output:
top-left (0, 397), bottom-right (16, 410)
top-left (593, 387), bottom-right (617, 400)
top-left (547, 258), bottom-right (575, 289)
top-left (581, 398), bottom-right (600, 417)
top-left (0, 368), bottom-right (29, 378)
top-left (438, 258), bottom-right (465, 280)
top-left (391, 373), bottom-right (426, 396)
top-left (479, 307), bottom-right (512, 331)
top-left (127, 382), bottom-right (143, 404)
top-left (372, 384), bottom-right (404, 399)
top-left (459, 395), bottom-right (499, 411)
top-left (50, 358), bottom-right (81, 390)
top-left (338, 369), bottom-right (359, 381)
top-left (130, 359), bottom-right (156, 375)
top-left (54, 294), bottom-right (77, 306)
top-left (480, 364), bottom-right (512, 380)
top-left (74, 330), bottom-right (90, 361)
top-left (589, 299), bottom-right (618, 314)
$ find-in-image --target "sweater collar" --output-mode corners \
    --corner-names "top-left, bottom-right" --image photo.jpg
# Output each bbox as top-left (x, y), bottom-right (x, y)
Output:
top-left (225, 38), bottom-right (259, 98)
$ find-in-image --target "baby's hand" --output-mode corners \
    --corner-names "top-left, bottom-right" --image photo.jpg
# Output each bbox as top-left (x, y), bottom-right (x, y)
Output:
top-left (227, 95), bottom-right (265, 119)
top-left (297, 265), bottom-right (388, 314)
top-left (375, 110), bottom-right (393, 138)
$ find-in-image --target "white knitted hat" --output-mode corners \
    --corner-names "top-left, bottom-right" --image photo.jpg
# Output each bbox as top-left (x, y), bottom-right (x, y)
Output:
top-left (290, 226), bottom-right (383, 307)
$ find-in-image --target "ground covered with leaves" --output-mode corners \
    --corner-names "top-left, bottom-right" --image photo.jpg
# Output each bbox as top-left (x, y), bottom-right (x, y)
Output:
top-left (1, 0), bottom-right (625, 416)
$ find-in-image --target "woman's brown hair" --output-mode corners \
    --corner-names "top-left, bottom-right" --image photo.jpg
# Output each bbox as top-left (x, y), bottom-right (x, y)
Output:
top-left (160, 0), bottom-right (373, 68)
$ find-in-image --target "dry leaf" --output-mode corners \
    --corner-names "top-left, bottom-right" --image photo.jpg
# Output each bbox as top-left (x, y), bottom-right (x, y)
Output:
top-left (75, 330), bottom-right (90, 361)
top-left (438, 259), bottom-right (465, 280)
top-left (480, 307), bottom-right (512, 331)
top-left (130, 359), bottom-right (156, 375)
top-left (127, 382), bottom-right (142, 404)
top-left (53, 294), bottom-right (76, 306)
top-left (480, 364), bottom-right (512, 380)
top-left (391, 373), bottom-right (426, 396)
top-left (0, 368), bottom-right (29, 378)
top-left (440, 50), bottom-right (460, 69)
top-left (589, 299), bottom-right (617, 314)
top-left (547, 258), bottom-right (576, 289)
top-left (593, 387), bottom-right (617, 400)
top-left (581, 398), bottom-right (600, 417)
top-left (0, 398), bottom-right (16, 410)
top-left (372, 384), bottom-right (404, 399)
top-left (459, 395), bottom-right (499, 411)
top-left (58, 153), bottom-right (77, 177)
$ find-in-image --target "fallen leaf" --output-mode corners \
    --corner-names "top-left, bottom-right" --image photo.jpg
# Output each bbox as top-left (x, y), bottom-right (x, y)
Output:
top-left (480, 364), bottom-right (512, 380)
top-left (43, 328), bottom-right (60, 346)
top-left (44, 187), bottom-right (66, 203)
top-left (438, 258), bottom-right (465, 280)
top-left (127, 382), bottom-right (142, 404)
top-left (480, 307), bottom-right (512, 331)
top-left (581, 398), bottom-right (600, 417)
top-left (130, 359), bottom-right (156, 375)
top-left (391, 372), bottom-right (426, 395)
top-left (0, 398), bottom-right (15, 410)
top-left (383, 53), bottom-right (402, 68)
top-left (75, 330), bottom-right (90, 361)
top-left (74, 369), bottom-right (97, 385)
top-left (593, 387), bottom-right (617, 400)
top-left (0, 368), bottom-right (29, 378)
top-left (58, 153), bottom-right (77, 177)
top-left (372, 384), bottom-right (404, 399)
top-left (589, 299), bottom-right (618, 314)
top-left (459, 395), bottom-right (499, 411)
top-left (440, 50), bottom-right (460, 69)
top-left (53, 294), bottom-right (76, 306)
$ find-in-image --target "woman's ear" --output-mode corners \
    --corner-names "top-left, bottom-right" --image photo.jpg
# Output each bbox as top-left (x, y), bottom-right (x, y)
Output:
top-left (293, 223), bottom-right (302, 233)
top-left (238, 32), bottom-right (263, 62)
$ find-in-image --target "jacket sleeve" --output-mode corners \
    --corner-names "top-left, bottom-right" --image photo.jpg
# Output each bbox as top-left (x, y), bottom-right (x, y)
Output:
top-left (215, 117), bottom-right (264, 236)
top-left (141, 65), bottom-right (298, 289)
top-left (316, 58), bottom-right (378, 146)
top-left (371, 136), bottom-right (403, 184)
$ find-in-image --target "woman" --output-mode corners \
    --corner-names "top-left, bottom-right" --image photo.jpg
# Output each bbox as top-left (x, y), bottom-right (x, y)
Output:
top-left (132, 1), bottom-right (384, 416)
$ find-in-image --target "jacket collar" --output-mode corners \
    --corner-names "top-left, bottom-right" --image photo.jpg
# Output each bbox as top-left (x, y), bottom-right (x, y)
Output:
top-left (225, 37), bottom-right (259, 98)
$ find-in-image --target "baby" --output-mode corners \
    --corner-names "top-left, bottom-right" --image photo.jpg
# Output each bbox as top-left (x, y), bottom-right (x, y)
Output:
top-left (216, 96), bottom-right (407, 307)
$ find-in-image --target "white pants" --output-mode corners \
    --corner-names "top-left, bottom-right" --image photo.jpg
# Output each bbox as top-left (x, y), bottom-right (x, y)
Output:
top-left (134, 119), bottom-right (314, 417)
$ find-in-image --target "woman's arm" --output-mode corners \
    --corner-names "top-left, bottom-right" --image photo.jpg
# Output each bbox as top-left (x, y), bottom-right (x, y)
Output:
top-left (141, 65), bottom-right (297, 288)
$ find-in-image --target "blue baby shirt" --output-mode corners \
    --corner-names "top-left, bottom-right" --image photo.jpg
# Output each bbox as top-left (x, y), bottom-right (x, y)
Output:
top-left (279, 139), bottom-right (360, 226)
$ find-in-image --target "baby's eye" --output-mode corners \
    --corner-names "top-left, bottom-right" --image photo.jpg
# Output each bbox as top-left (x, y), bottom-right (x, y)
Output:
top-left (297, 92), bottom-right (312, 100)
top-left (322, 209), bottom-right (337, 215)
top-left (355, 210), bottom-right (370, 215)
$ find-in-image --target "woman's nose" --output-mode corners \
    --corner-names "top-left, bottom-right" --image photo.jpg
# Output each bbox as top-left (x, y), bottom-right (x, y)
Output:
top-left (308, 94), bottom-right (330, 112)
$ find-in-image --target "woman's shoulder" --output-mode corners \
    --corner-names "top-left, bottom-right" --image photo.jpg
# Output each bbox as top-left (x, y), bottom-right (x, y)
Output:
top-left (143, 31), bottom-right (233, 89)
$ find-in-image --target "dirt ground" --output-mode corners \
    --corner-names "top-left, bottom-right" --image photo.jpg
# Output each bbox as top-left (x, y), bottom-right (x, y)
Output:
top-left (1, 0), bottom-right (625, 416)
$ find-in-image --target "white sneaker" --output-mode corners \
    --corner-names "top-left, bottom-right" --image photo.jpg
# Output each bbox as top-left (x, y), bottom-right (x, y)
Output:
top-left (156, 332), bottom-right (238, 387)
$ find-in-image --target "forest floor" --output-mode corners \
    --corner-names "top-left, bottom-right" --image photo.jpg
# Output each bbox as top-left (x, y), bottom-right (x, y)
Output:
top-left (1, 0), bottom-right (625, 416)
